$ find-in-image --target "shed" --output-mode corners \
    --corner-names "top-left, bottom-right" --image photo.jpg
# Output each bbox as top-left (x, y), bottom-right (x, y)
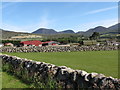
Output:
top-left (42, 41), bottom-right (60, 46)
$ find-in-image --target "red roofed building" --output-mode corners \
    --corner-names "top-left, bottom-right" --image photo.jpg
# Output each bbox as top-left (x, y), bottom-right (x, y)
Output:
top-left (20, 40), bottom-right (42, 46)
top-left (42, 41), bottom-right (60, 46)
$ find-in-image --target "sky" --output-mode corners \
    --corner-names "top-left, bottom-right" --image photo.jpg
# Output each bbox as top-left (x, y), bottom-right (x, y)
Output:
top-left (1, 2), bottom-right (118, 33)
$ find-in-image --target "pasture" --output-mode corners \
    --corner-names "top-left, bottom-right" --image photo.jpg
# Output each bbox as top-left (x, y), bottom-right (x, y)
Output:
top-left (3, 50), bottom-right (118, 78)
top-left (2, 72), bottom-right (30, 88)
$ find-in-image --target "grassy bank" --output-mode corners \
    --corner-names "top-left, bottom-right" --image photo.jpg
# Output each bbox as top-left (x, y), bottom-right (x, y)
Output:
top-left (2, 72), bottom-right (30, 88)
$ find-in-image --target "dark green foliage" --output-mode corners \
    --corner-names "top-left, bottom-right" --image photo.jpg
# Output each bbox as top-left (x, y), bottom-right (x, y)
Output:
top-left (42, 34), bottom-right (84, 44)
top-left (89, 32), bottom-right (100, 40)
top-left (2, 40), bottom-right (21, 46)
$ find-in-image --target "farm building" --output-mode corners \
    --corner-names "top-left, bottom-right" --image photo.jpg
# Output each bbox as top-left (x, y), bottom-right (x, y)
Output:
top-left (20, 40), bottom-right (60, 46)
top-left (20, 40), bottom-right (42, 46)
top-left (106, 40), bottom-right (119, 46)
top-left (4, 43), bottom-right (14, 47)
top-left (42, 41), bottom-right (60, 46)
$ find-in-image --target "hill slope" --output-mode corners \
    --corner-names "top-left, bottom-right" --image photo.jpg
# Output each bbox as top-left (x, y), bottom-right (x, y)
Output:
top-left (32, 28), bottom-right (57, 34)
top-left (58, 30), bottom-right (75, 34)
top-left (0, 29), bottom-right (38, 39)
top-left (77, 23), bottom-right (119, 36)
top-left (83, 26), bottom-right (109, 36)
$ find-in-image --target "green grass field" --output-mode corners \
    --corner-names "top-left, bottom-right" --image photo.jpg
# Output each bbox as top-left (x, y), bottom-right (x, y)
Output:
top-left (2, 72), bottom-right (30, 88)
top-left (3, 50), bottom-right (118, 78)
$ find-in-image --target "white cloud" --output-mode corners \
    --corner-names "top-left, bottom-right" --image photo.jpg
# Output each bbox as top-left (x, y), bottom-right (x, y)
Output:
top-left (2, 13), bottom-right (56, 33)
top-left (84, 6), bottom-right (118, 15)
top-left (38, 15), bottom-right (50, 28)
top-left (34, 12), bottom-right (56, 30)
top-left (2, 23), bottom-right (28, 32)
top-left (1, 22), bottom-right (43, 33)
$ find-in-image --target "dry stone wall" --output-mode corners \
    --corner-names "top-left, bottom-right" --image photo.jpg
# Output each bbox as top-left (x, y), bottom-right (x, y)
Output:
top-left (0, 45), bottom-right (118, 53)
top-left (1, 54), bottom-right (120, 89)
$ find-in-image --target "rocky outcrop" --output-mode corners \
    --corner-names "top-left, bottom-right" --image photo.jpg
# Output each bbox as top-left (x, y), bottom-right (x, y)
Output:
top-left (1, 54), bottom-right (120, 89)
top-left (0, 45), bottom-right (118, 53)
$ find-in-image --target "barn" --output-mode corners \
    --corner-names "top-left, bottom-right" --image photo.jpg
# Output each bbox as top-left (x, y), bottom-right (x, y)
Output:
top-left (20, 40), bottom-right (42, 46)
top-left (42, 41), bottom-right (60, 46)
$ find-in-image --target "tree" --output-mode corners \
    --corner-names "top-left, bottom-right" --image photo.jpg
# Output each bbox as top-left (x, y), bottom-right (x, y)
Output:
top-left (89, 32), bottom-right (100, 40)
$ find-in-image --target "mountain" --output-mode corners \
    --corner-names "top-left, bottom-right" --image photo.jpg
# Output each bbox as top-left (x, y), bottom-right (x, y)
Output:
top-left (77, 23), bottom-right (120, 36)
top-left (1, 23), bottom-right (120, 39)
top-left (32, 28), bottom-right (57, 34)
top-left (58, 30), bottom-right (75, 34)
top-left (83, 26), bottom-right (109, 36)
top-left (108, 23), bottom-right (120, 32)
top-left (32, 23), bottom-right (119, 36)
top-left (32, 28), bottom-right (75, 34)
top-left (76, 31), bottom-right (85, 34)
top-left (0, 29), bottom-right (36, 39)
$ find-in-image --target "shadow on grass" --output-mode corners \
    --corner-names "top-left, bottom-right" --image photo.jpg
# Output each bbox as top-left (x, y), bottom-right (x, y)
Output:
top-left (2, 69), bottom-right (59, 88)
top-left (2, 70), bottom-right (32, 87)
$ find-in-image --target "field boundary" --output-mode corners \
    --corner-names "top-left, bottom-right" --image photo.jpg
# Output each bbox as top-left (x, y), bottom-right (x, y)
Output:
top-left (1, 54), bottom-right (120, 89)
top-left (0, 45), bottom-right (118, 53)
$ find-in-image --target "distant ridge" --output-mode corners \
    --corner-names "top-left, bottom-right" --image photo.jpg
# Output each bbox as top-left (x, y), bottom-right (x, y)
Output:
top-left (82, 26), bottom-right (109, 36)
top-left (58, 30), bottom-right (75, 34)
top-left (77, 23), bottom-right (120, 36)
top-left (32, 28), bottom-right (75, 34)
top-left (32, 23), bottom-right (119, 36)
top-left (1, 23), bottom-right (119, 39)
